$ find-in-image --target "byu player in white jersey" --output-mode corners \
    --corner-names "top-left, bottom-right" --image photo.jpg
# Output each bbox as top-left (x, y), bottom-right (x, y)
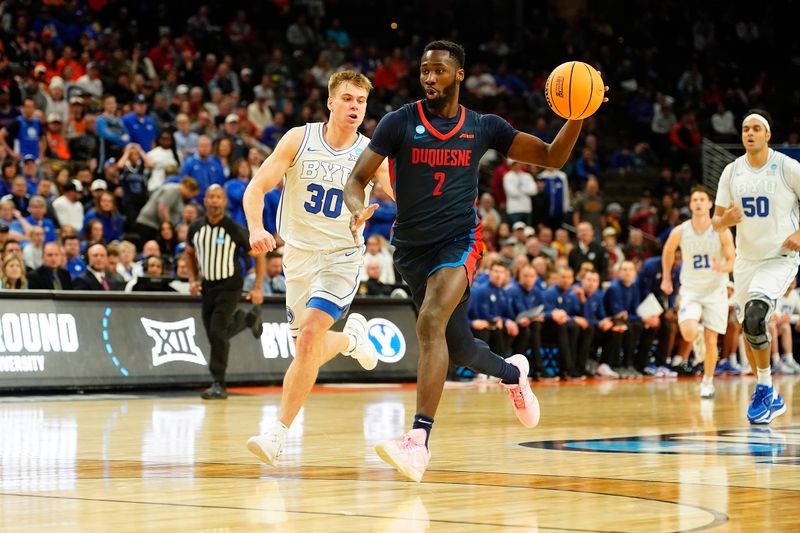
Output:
top-left (242, 71), bottom-right (392, 464)
top-left (661, 186), bottom-right (734, 399)
top-left (713, 108), bottom-right (800, 424)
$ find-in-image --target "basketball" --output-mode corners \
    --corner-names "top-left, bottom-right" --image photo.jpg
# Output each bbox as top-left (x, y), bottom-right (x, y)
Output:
top-left (544, 61), bottom-right (605, 120)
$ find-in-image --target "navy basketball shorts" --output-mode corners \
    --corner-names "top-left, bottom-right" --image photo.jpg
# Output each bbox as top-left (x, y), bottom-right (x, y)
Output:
top-left (393, 233), bottom-right (483, 307)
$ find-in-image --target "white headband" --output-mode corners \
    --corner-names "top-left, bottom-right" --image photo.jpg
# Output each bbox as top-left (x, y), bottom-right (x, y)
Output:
top-left (743, 113), bottom-right (770, 132)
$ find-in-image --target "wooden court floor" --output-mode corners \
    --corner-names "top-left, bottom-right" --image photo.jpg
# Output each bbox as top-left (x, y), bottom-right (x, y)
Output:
top-left (1, 376), bottom-right (798, 532)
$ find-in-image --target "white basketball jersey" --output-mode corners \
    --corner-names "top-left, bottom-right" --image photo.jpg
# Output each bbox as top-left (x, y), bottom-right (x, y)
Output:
top-left (276, 123), bottom-right (373, 251)
top-left (678, 219), bottom-right (726, 292)
top-left (715, 149), bottom-right (800, 260)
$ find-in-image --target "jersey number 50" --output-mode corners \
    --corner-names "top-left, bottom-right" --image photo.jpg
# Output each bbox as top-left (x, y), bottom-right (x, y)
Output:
top-left (742, 196), bottom-right (769, 217)
top-left (304, 183), bottom-right (343, 218)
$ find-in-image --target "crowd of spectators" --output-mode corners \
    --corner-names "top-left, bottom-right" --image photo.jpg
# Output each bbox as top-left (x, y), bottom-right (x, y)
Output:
top-left (1, 1), bottom-right (799, 376)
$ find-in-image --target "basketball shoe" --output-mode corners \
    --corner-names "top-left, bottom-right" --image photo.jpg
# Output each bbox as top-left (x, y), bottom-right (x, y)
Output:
top-left (700, 380), bottom-right (715, 399)
top-left (783, 354), bottom-right (800, 373)
top-left (747, 384), bottom-right (787, 424)
top-left (375, 428), bottom-right (431, 482)
top-left (596, 363), bottom-right (620, 379)
top-left (343, 313), bottom-right (378, 370)
top-left (247, 423), bottom-right (288, 466)
top-left (503, 354), bottom-right (541, 428)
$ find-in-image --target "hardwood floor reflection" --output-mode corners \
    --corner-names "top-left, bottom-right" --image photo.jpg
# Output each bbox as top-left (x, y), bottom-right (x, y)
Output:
top-left (0, 376), bottom-right (798, 532)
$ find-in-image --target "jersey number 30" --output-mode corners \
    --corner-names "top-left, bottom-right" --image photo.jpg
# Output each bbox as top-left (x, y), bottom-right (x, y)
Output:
top-left (304, 184), bottom-right (343, 218)
top-left (742, 196), bottom-right (769, 217)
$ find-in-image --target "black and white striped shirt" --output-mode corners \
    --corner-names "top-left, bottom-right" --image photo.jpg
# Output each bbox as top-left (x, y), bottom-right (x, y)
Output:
top-left (187, 216), bottom-right (250, 284)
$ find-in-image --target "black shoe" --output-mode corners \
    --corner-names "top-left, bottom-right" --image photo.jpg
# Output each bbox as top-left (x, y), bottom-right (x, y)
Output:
top-left (673, 361), bottom-right (703, 376)
top-left (201, 382), bottom-right (228, 400)
top-left (246, 305), bottom-right (263, 338)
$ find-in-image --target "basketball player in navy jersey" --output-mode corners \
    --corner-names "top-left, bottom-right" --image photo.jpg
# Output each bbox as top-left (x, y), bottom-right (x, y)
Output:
top-left (344, 40), bottom-right (607, 481)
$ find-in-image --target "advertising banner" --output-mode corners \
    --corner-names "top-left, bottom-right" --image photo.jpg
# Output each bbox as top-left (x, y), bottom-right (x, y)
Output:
top-left (0, 293), bottom-right (419, 391)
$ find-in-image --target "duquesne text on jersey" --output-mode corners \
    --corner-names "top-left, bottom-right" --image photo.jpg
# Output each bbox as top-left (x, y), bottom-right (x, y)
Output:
top-left (411, 147), bottom-right (472, 167)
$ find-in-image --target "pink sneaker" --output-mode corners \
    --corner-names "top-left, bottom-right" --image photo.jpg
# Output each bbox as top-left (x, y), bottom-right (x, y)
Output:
top-left (375, 428), bottom-right (431, 482)
top-left (503, 354), bottom-right (541, 428)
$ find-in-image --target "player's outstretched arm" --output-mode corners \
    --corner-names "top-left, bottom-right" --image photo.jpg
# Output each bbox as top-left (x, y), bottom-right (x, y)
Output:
top-left (506, 120), bottom-right (583, 170)
top-left (345, 147), bottom-right (387, 242)
top-left (660, 226), bottom-right (682, 295)
top-left (243, 127), bottom-right (304, 253)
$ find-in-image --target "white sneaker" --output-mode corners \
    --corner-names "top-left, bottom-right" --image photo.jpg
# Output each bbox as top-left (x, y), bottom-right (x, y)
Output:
top-left (771, 361), bottom-right (786, 375)
top-left (782, 355), bottom-right (800, 373)
top-left (740, 357), bottom-right (753, 375)
top-left (343, 313), bottom-right (378, 370)
top-left (700, 381), bottom-right (715, 399)
top-left (656, 365), bottom-right (678, 378)
top-left (596, 363), bottom-right (620, 379)
top-left (692, 329), bottom-right (706, 364)
top-left (727, 355), bottom-right (742, 372)
top-left (246, 424), bottom-right (288, 466)
top-left (375, 428), bottom-right (431, 482)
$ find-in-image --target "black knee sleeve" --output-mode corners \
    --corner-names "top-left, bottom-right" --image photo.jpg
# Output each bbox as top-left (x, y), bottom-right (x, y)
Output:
top-left (743, 299), bottom-right (770, 350)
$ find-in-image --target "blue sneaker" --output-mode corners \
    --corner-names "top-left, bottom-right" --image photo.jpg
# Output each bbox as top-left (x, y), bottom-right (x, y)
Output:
top-left (717, 359), bottom-right (741, 375)
top-left (748, 384), bottom-right (787, 424)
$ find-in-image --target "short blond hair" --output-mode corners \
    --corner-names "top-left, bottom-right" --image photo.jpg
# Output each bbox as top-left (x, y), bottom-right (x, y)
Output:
top-left (328, 70), bottom-right (373, 96)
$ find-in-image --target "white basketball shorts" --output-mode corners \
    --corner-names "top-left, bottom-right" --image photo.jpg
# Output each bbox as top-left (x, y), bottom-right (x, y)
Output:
top-left (677, 285), bottom-right (728, 334)
top-left (282, 243), bottom-right (364, 339)
top-left (733, 255), bottom-right (800, 323)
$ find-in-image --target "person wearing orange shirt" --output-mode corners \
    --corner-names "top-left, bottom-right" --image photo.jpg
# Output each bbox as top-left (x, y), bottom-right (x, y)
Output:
top-left (44, 114), bottom-right (71, 161)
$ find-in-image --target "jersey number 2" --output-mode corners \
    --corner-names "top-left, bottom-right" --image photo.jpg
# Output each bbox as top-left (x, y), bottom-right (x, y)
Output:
top-left (304, 184), bottom-right (343, 218)
top-left (433, 172), bottom-right (445, 197)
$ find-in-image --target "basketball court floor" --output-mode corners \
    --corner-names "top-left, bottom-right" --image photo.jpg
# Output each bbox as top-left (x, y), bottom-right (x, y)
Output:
top-left (1, 376), bottom-right (798, 532)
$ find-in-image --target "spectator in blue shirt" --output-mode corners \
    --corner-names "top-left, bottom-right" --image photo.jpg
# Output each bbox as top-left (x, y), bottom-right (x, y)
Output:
top-left (580, 269), bottom-right (625, 378)
top-left (603, 260), bottom-right (659, 375)
top-left (11, 195), bottom-right (57, 244)
top-left (122, 95), bottom-right (158, 150)
top-left (0, 98), bottom-right (44, 160)
top-left (364, 182), bottom-right (395, 241)
top-left (638, 254), bottom-right (685, 371)
top-left (542, 266), bottom-right (592, 379)
top-left (62, 235), bottom-right (86, 278)
top-left (260, 111), bottom-right (288, 150)
top-left (179, 135), bottom-right (224, 200)
top-left (224, 158), bottom-right (252, 228)
top-left (506, 264), bottom-right (546, 379)
top-left (95, 95), bottom-right (130, 168)
top-left (83, 191), bottom-right (125, 243)
top-left (574, 147), bottom-right (602, 185)
top-left (468, 263), bottom-right (519, 358)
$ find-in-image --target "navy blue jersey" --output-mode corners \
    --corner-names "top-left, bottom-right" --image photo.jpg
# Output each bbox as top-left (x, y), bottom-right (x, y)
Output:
top-left (369, 100), bottom-right (517, 246)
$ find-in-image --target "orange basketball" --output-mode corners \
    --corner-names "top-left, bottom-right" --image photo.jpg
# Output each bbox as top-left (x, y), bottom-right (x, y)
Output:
top-left (544, 61), bottom-right (604, 120)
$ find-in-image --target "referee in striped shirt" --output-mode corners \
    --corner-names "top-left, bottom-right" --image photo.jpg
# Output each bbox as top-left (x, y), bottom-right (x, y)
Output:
top-left (186, 185), bottom-right (266, 399)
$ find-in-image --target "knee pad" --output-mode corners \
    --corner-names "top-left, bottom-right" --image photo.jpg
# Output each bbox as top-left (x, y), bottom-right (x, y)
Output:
top-left (743, 299), bottom-right (771, 350)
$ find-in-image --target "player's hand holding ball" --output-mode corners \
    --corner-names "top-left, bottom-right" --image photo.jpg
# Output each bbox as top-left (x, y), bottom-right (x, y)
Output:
top-left (545, 61), bottom-right (609, 120)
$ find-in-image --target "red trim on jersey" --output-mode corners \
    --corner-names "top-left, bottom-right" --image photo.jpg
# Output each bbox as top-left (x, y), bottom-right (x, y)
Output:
top-left (464, 216), bottom-right (484, 285)
top-left (388, 157), bottom-right (396, 190)
top-left (416, 100), bottom-right (466, 141)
